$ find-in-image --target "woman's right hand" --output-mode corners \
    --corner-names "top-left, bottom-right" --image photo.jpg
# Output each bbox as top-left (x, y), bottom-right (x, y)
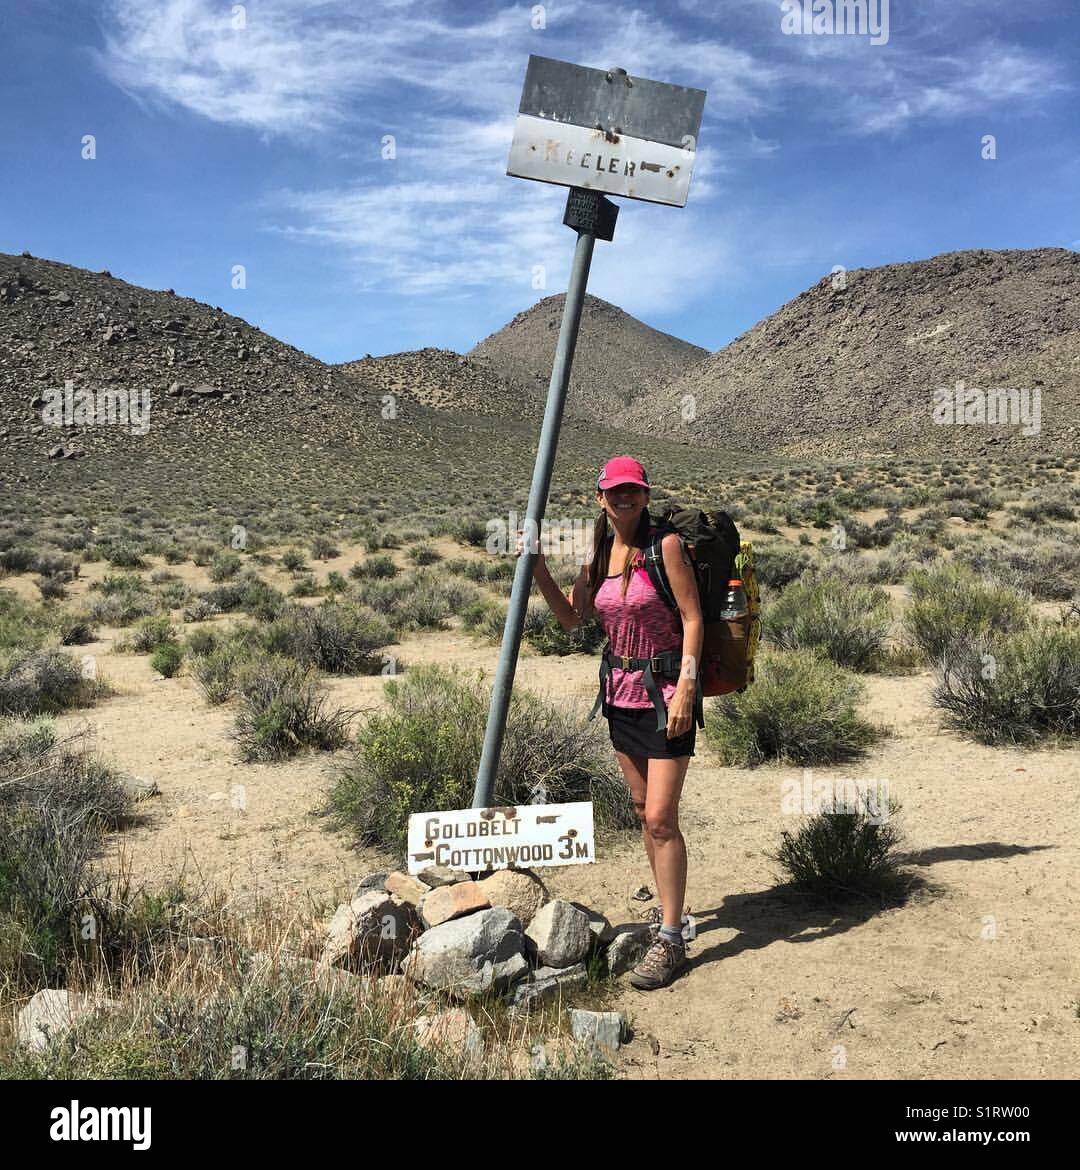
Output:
top-left (514, 529), bottom-right (545, 575)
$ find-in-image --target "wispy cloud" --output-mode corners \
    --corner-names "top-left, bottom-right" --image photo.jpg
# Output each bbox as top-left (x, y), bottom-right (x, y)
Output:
top-left (91, 0), bottom-right (1073, 314)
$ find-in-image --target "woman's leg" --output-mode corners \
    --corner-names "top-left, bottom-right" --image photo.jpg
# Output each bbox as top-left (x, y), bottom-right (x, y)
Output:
top-left (644, 755), bottom-right (690, 931)
top-left (613, 750), bottom-right (656, 884)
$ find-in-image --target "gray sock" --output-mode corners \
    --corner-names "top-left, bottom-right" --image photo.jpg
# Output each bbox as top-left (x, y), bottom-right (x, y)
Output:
top-left (658, 926), bottom-right (683, 945)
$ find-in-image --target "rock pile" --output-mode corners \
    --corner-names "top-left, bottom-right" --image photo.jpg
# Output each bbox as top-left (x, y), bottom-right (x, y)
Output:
top-left (317, 865), bottom-right (654, 1054)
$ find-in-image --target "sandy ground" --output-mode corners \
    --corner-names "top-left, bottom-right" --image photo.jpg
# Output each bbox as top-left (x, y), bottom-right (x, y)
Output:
top-left (15, 541), bottom-right (1079, 1079)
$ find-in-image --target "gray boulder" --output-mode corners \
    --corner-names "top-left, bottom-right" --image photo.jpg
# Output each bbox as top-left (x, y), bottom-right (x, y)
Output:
top-left (604, 925), bottom-right (653, 975)
top-left (320, 891), bottom-right (419, 968)
top-left (403, 906), bottom-right (527, 999)
top-left (525, 899), bottom-right (591, 968)
top-left (569, 1009), bottom-right (629, 1061)
top-left (506, 961), bottom-right (588, 1013)
top-left (16, 989), bottom-right (118, 1052)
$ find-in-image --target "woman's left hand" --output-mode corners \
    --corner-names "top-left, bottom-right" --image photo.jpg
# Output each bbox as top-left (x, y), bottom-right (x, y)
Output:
top-left (666, 682), bottom-right (696, 738)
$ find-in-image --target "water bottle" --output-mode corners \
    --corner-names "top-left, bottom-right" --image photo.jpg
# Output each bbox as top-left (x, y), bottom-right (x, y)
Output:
top-left (719, 579), bottom-right (748, 620)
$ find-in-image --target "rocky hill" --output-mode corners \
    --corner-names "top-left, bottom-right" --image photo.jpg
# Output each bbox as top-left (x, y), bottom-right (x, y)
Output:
top-left (0, 251), bottom-right (392, 475)
top-left (0, 252), bottom-right (733, 534)
top-left (624, 248), bottom-right (1080, 458)
top-left (468, 293), bottom-right (708, 425)
top-left (338, 347), bottom-right (539, 418)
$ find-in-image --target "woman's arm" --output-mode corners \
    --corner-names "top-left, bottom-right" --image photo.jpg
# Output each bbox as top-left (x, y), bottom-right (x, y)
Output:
top-left (515, 528), bottom-right (594, 632)
top-left (661, 532), bottom-right (704, 736)
top-left (532, 560), bottom-right (593, 632)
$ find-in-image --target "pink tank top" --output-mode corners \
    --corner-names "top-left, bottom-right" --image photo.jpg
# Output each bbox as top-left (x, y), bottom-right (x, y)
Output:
top-left (592, 549), bottom-right (683, 709)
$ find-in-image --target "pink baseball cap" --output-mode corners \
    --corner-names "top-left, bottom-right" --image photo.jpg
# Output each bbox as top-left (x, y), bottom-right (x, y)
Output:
top-left (597, 456), bottom-right (650, 491)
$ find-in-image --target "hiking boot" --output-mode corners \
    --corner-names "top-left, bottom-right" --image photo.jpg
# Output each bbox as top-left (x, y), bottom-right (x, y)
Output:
top-left (629, 935), bottom-right (689, 990)
top-left (642, 905), bottom-right (696, 942)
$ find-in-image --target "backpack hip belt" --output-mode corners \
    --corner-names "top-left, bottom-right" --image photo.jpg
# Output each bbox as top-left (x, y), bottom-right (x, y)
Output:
top-left (588, 647), bottom-right (704, 733)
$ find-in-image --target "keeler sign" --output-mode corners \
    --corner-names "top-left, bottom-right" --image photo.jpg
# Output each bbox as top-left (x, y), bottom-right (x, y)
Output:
top-left (408, 802), bottom-right (595, 874)
top-left (507, 56), bottom-right (706, 207)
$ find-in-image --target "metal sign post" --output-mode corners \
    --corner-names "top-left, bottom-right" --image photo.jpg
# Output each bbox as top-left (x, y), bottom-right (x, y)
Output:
top-left (470, 56), bottom-right (705, 810)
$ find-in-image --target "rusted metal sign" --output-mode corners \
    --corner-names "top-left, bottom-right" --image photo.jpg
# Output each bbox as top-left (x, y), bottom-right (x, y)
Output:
top-left (507, 55), bottom-right (706, 207)
top-left (408, 801), bottom-right (596, 874)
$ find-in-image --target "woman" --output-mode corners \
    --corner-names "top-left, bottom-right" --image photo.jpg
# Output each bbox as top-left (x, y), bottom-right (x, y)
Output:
top-left (522, 456), bottom-right (703, 990)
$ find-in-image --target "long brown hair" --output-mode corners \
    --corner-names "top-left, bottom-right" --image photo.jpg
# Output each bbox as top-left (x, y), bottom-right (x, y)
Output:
top-left (586, 505), bottom-right (653, 601)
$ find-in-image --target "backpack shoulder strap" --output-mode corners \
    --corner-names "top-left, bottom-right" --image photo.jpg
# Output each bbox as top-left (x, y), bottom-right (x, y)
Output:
top-left (641, 521), bottom-right (678, 610)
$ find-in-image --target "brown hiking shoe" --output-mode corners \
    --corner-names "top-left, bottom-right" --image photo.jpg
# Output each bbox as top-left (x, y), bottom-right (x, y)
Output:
top-left (629, 935), bottom-right (689, 990)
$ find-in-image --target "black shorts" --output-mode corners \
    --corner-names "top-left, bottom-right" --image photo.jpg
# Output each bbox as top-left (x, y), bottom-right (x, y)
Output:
top-left (605, 702), bottom-right (696, 759)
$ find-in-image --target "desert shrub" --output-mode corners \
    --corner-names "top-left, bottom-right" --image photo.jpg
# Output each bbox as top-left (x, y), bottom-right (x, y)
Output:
top-left (163, 544), bottom-right (187, 564)
top-left (1016, 490), bottom-right (1075, 524)
top-left (57, 614), bottom-right (98, 646)
top-left (349, 554), bottom-right (397, 580)
top-left (705, 649), bottom-right (881, 766)
top-left (34, 573), bottom-right (70, 601)
top-left (407, 543), bottom-right (442, 566)
top-left (905, 562), bottom-right (1032, 663)
top-left (451, 518), bottom-right (489, 548)
top-left (957, 537), bottom-right (1080, 602)
top-left (197, 574), bottom-right (286, 621)
top-left (438, 575), bottom-right (480, 614)
top-left (770, 794), bottom-right (909, 901)
top-left (462, 597), bottom-right (507, 641)
top-left (157, 579), bottom-right (193, 608)
top-left (765, 574), bottom-right (892, 671)
top-left (350, 577), bottom-right (414, 630)
top-left (0, 720), bottom-right (133, 991)
top-left (83, 577), bottom-right (160, 627)
top-left (0, 649), bottom-right (99, 716)
top-left (0, 547), bottom-right (39, 575)
top-left (241, 578), bottom-right (287, 622)
top-left (103, 541), bottom-right (148, 569)
top-left (183, 596), bottom-right (221, 623)
top-left (328, 664), bottom-right (633, 852)
top-left (150, 642), bottom-right (184, 678)
top-left (191, 643), bottom-right (247, 704)
top-left (123, 614), bottom-right (177, 653)
top-left (326, 570), bottom-right (348, 594)
top-left (289, 574), bottom-right (321, 598)
top-left (907, 507), bottom-right (946, 540)
top-left (262, 602), bottom-right (394, 675)
top-left (281, 547), bottom-right (307, 572)
top-left (754, 546), bottom-right (812, 589)
top-left (400, 571), bottom-right (454, 630)
top-left (231, 655), bottom-right (353, 762)
top-left (184, 627), bottom-right (218, 657)
top-left (451, 557), bottom-right (513, 586)
top-left (524, 604), bottom-right (605, 656)
top-left (209, 552), bottom-right (243, 582)
top-left (191, 541), bottom-right (218, 566)
top-left (0, 590), bottom-right (56, 651)
top-left (311, 535), bottom-right (340, 561)
top-left (841, 515), bottom-right (901, 549)
top-left (932, 625), bottom-right (1080, 745)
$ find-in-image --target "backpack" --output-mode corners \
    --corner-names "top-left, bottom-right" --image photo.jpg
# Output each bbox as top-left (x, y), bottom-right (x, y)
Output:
top-left (641, 507), bottom-right (761, 695)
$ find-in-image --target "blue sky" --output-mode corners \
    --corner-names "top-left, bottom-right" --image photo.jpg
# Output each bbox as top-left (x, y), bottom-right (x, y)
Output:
top-left (2, 0), bottom-right (1077, 363)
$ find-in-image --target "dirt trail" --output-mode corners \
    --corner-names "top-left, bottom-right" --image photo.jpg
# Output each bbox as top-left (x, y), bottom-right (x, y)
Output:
top-left (52, 616), bottom-right (1079, 1080)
